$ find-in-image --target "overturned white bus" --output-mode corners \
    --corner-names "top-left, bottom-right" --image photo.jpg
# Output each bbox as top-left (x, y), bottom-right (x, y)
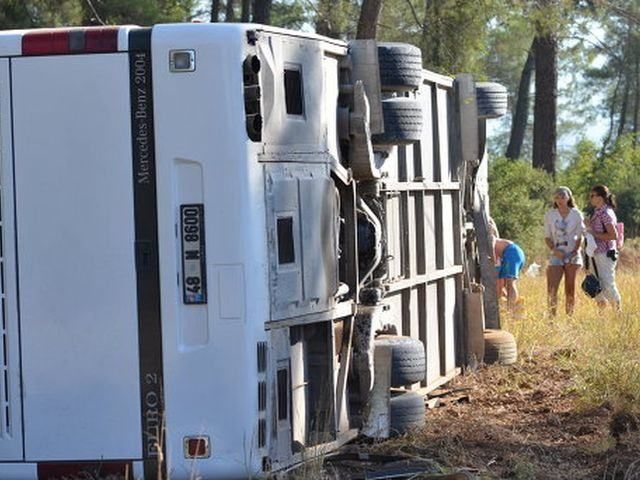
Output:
top-left (0, 23), bottom-right (506, 479)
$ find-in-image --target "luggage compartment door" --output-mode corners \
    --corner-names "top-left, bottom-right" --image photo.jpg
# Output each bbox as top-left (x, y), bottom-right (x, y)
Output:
top-left (12, 54), bottom-right (142, 460)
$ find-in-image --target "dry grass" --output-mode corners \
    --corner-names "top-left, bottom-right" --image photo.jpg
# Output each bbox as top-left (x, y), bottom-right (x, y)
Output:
top-left (362, 268), bottom-right (640, 479)
top-left (511, 272), bottom-right (640, 414)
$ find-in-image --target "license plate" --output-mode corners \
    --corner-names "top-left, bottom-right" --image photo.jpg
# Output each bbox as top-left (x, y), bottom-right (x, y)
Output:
top-left (180, 204), bottom-right (207, 304)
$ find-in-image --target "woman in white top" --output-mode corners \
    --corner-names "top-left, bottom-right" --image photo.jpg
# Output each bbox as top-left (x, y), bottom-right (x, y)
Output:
top-left (544, 186), bottom-right (585, 316)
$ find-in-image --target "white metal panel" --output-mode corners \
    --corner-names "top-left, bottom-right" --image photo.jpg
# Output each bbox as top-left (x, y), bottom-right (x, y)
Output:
top-left (257, 25), bottom-right (348, 53)
top-left (151, 24), bottom-right (265, 478)
top-left (436, 87), bottom-right (450, 182)
top-left (408, 193), bottom-right (418, 277)
top-left (442, 194), bottom-right (455, 268)
top-left (385, 194), bottom-right (402, 280)
top-left (0, 58), bottom-right (23, 461)
top-left (267, 169), bottom-right (303, 318)
top-left (173, 159), bottom-right (209, 348)
top-left (322, 55), bottom-right (340, 161)
top-left (299, 175), bottom-right (338, 304)
top-left (0, 464), bottom-right (37, 479)
top-left (0, 31), bottom-right (24, 57)
top-left (443, 278), bottom-right (457, 374)
top-left (424, 194), bottom-right (437, 271)
top-left (409, 288), bottom-right (420, 339)
top-left (261, 35), bottom-right (326, 154)
top-left (418, 84), bottom-right (434, 182)
top-left (403, 145), bottom-right (415, 181)
top-left (290, 338), bottom-right (307, 446)
top-left (266, 163), bottom-right (337, 320)
top-left (12, 54), bottom-right (141, 460)
top-left (383, 293), bottom-right (403, 334)
top-left (425, 283), bottom-right (440, 385)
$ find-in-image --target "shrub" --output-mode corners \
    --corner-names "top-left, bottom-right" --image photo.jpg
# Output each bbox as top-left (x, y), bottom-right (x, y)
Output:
top-left (488, 158), bottom-right (554, 263)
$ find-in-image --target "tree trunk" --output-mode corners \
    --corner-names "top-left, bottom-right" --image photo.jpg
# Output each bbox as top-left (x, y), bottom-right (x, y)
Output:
top-left (617, 75), bottom-right (630, 138)
top-left (241, 0), bottom-right (251, 22)
top-left (506, 43), bottom-right (535, 159)
top-left (211, 0), bottom-right (221, 22)
top-left (617, 22), bottom-right (634, 140)
top-left (315, 0), bottom-right (337, 37)
top-left (532, 33), bottom-right (557, 175)
top-left (252, 0), bottom-right (272, 24)
top-left (600, 71), bottom-right (622, 156)
top-left (356, 0), bottom-right (383, 39)
top-left (633, 51), bottom-right (639, 146)
top-left (315, 14), bottom-right (331, 36)
top-left (225, 0), bottom-right (235, 22)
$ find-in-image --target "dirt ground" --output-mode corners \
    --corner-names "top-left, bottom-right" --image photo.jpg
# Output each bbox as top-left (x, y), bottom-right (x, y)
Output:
top-left (358, 350), bottom-right (640, 480)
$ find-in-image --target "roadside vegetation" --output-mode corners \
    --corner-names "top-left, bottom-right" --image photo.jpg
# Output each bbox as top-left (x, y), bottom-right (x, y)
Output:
top-left (364, 256), bottom-right (640, 480)
top-left (490, 135), bottom-right (640, 264)
top-left (512, 271), bottom-right (640, 415)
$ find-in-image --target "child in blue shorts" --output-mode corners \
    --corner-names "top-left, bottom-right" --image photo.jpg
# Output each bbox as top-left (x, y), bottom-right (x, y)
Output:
top-left (494, 238), bottom-right (526, 311)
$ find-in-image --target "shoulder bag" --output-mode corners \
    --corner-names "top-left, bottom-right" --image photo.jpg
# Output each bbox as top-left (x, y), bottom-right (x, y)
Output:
top-left (581, 255), bottom-right (602, 299)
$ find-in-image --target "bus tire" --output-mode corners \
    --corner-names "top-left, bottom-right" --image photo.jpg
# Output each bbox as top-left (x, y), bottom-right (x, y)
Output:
top-left (375, 335), bottom-right (426, 387)
top-left (378, 43), bottom-right (423, 92)
top-left (390, 391), bottom-right (426, 435)
top-left (372, 98), bottom-right (423, 147)
top-left (483, 329), bottom-right (518, 365)
top-left (476, 82), bottom-right (508, 119)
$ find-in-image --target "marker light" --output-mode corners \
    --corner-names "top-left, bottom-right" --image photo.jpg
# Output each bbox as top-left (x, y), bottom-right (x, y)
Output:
top-left (23, 27), bottom-right (119, 56)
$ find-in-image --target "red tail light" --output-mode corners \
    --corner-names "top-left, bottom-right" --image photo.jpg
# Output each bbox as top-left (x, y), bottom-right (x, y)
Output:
top-left (22, 30), bottom-right (70, 55)
top-left (84, 27), bottom-right (119, 53)
top-left (22, 27), bottom-right (119, 56)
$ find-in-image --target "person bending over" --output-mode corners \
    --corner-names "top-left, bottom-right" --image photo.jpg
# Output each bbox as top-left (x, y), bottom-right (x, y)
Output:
top-left (494, 237), bottom-right (526, 312)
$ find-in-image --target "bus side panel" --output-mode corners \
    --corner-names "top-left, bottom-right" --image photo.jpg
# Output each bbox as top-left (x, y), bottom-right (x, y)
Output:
top-left (12, 53), bottom-right (142, 460)
top-left (0, 57), bottom-right (24, 461)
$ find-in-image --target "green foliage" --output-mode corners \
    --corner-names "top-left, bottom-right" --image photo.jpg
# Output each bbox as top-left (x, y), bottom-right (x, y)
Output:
top-left (271, 0), bottom-right (309, 30)
top-left (581, 2), bottom-right (640, 151)
top-left (376, 0), bottom-right (505, 76)
top-left (490, 130), bottom-right (640, 260)
top-left (559, 135), bottom-right (640, 237)
top-left (489, 157), bottom-right (555, 262)
top-left (0, 0), bottom-right (82, 28)
top-left (556, 139), bottom-right (599, 202)
top-left (0, 0), bottom-right (196, 27)
top-left (80, 0), bottom-right (195, 25)
top-left (315, 0), bottom-right (359, 38)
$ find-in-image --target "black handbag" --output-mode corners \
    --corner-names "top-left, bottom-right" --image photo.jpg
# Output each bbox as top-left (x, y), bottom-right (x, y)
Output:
top-left (581, 255), bottom-right (602, 298)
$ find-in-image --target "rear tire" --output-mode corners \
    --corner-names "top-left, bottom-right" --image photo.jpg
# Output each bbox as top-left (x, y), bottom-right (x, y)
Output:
top-left (377, 43), bottom-right (423, 92)
top-left (389, 391), bottom-right (426, 435)
top-left (375, 335), bottom-right (426, 387)
top-left (372, 98), bottom-right (423, 147)
top-left (476, 82), bottom-right (508, 119)
top-left (483, 329), bottom-right (517, 365)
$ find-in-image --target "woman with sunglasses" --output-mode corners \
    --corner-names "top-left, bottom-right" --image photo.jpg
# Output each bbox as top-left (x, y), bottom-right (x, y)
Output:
top-left (587, 184), bottom-right (621, 310)
top-left (544, 186), bottom-right (585, 316)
